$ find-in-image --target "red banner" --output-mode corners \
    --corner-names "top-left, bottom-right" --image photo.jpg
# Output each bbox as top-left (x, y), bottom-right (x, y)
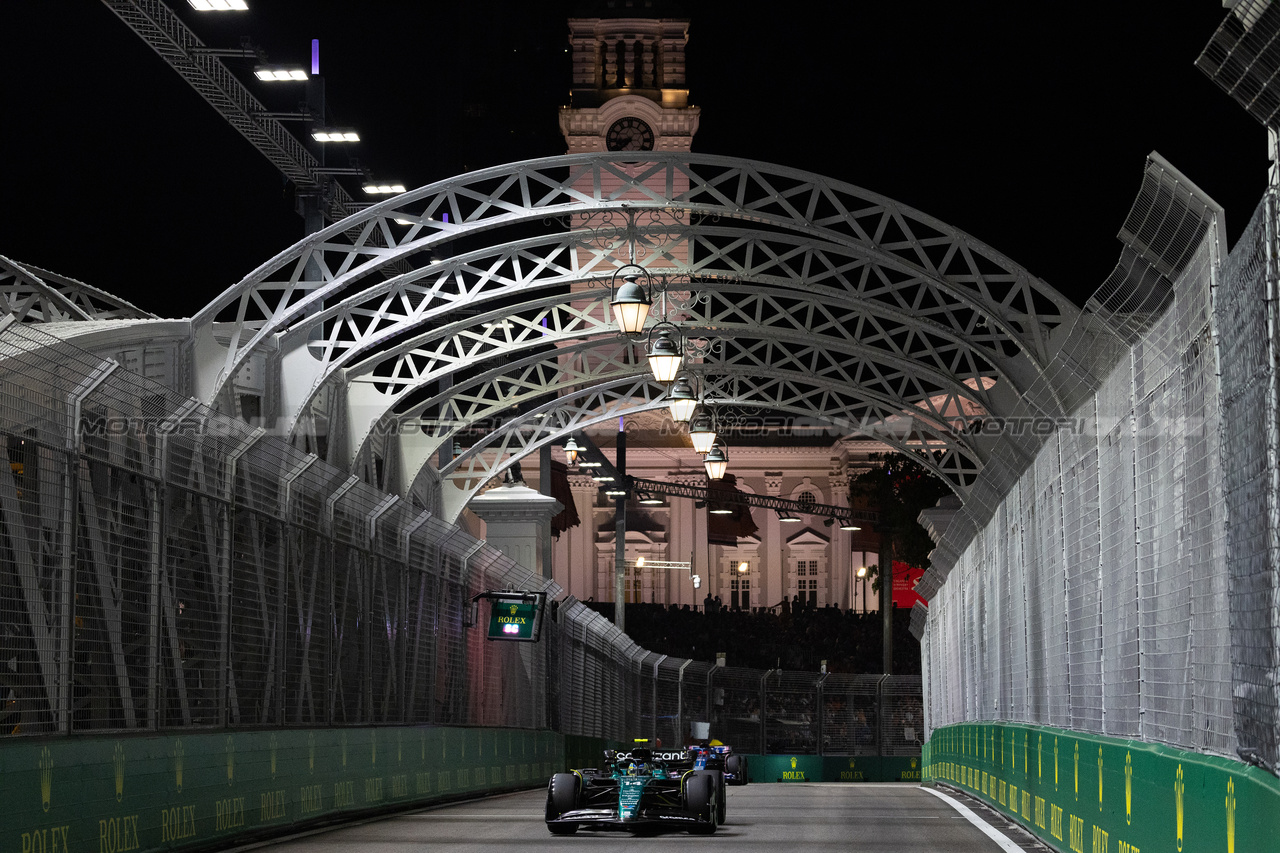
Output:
top-left (891, 560), bottom-right (927, 608)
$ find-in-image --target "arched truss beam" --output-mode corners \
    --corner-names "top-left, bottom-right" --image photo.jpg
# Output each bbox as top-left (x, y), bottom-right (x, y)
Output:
top-left (352, 329), bottom-right (992, 495)
top-left (431, 374), bottom-right (975, 522)
top-left (0, 255), bottom-right (156, 324)
top-left (190, 153), bottom-right (1079, 410)
top-left (285, 224), bottom-right (1050, 436)
top-left (284, 232), bottom-right (1057, 478)
top-left (273, 223), bottom-right (1045, 401)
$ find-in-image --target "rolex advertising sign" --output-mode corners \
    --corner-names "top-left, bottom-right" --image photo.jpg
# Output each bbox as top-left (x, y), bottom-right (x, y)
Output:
top-left (481, 593), bottom-right (544, 642)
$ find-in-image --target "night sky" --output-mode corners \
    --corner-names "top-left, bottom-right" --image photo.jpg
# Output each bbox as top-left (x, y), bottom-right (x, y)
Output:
top-left (2, 2), bottom-right (1265, 318)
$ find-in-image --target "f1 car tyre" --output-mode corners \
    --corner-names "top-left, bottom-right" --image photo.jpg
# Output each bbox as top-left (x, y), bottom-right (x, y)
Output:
top-left (547, 773), bottom-right (579, 834)
top-left (682, 772), bottom-right (717, 835)
top-left (699, 770), bottom-right (727, 824)
top-left (725, 753), bottom-right (749, 785)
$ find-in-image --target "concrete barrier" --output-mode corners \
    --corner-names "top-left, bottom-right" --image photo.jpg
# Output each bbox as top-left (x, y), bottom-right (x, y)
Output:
top-left (4, 726), bottom-right (566, 853)
top-left (925, 722), bottom-right (1280, 853)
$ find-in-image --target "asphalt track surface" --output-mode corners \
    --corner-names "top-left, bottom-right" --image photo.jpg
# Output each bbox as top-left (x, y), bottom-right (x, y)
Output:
top-left (245, 783), bottom-right (1050, 852)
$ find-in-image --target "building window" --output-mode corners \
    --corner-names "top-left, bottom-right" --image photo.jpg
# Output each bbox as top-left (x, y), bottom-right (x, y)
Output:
top-left (626, 560), bottom-right (643, 603)
top-left (729, 561), bottom-right (751, 610)
top-left (790, 558), bottom-right (822, 608)
top-left (797, 490), bottom-right (816, 510)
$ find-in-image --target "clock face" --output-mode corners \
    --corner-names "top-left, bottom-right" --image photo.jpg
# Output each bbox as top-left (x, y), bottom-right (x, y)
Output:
top-left (606, 117), bottom-right (655, 152)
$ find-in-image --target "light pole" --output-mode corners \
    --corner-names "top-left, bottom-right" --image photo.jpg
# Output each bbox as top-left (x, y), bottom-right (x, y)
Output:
top-left (613, 422), bottom-right (628, 633)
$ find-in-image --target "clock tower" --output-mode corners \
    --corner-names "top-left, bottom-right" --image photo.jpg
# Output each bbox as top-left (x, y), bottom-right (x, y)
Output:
top-left (559, 3), bottom-right (700, 154)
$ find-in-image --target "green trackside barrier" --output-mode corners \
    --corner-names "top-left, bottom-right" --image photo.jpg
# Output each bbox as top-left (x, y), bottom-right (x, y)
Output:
top-left (924, 723), bottom-right (1280, 853)
top-left (742, 754), bottom-right (923, 783)
top-left (2, 726), bottom-right (563, 853)
top-left (563, 736), bottom-right (625, 772)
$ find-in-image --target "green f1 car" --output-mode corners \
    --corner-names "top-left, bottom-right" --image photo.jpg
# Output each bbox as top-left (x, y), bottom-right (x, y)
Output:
top-left (545, 746), bottom-right (720, 835)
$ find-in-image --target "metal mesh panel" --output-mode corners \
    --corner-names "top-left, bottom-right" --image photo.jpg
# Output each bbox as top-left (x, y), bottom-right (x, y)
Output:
top-left (1218, 193), bottom-right (1279, 766)
top-left (820, 674), bottom-right (881, 755)
top-left (654, 657), bottom-right (686, 747)
top-left (881, 676), bottom-right (924, 756)
top-left (282, 520), bottom-right (327, 725)
top-left (763, 670), bottom-right (821, 754)
top-left (679, 660), bottom-right (712, 738)
top-left (920, 182), bottom-right (1242, 762)
top-left (1098, 360), bottom-right (1142, 738)
top-left (160, 484), bottom-right (229, 727)
top-left (709, 667), bottom-right (765, 753)
top-left (0, 321), bottom-right (572, 740)
top-left (1005, 487), bottom-right (1029, 722)
top-left (1135, 341), bottom-right (1192, 746)
top-left (404, 530), bottom-right (441, 724)
top-left (368, 555), bottom-right (404, 722)
top-left (1062, 398), bottom-right (1104, 732)
top-left (76, 457), bottom-right (160, 732)
top-left (229, 508), bottom-right (285, 726)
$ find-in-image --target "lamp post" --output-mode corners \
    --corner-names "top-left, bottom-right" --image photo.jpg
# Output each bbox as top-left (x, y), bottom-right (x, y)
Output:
top-left (645, 323), bottom-right (684, 382)
top-left (878, 476), bottom-right (893, 674)
top-left (703, 442), bottom-right (728, 481)
top-left (609, 265), bottom-right (652, 335)
top-left (688, 408), bottom-right (717, 454)
top-left (562, 436), bottom-right (581, 466)
top-left (667, 373), bottom-right (699, 423)
top-left (614, 423), bottom-right (628, 633)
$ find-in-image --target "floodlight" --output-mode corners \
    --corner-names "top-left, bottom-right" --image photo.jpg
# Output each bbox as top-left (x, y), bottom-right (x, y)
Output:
top-left (254, 66), bottom-right (308, 81)
top-left (312, 129), bottom-right (360, 142)
top-left (190, 0), bottom-right (248, 9)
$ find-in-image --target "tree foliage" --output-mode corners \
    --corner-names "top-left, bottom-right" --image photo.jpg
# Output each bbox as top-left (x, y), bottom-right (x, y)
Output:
top-left (849, 453), bottom-right (951, 571)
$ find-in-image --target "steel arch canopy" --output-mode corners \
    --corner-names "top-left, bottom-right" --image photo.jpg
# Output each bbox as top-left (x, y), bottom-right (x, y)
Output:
top-left (186, 153), bottom-right (1081, 520)
top-left (430, 373), bottom-right (979, 521)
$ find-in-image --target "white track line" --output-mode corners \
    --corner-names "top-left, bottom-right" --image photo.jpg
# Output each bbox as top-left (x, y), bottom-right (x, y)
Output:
top-left (921, 787), bottom-right (1026, 853)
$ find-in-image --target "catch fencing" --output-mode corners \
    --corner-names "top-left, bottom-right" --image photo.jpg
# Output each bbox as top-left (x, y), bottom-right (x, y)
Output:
top-left (0, 319), bottom-right (554, 736)
top-left (547, 607), bottom-right (921, 756)
top-left (921, 170), bottom-right (1280, 771)
top-left (0, 318), bottom-right (920, 754)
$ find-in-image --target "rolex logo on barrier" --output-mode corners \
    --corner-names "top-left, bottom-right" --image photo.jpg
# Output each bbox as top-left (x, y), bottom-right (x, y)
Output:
top-left (39, 746), bottom-right (52, 812)
top-left (1097, 746), bottom-right (1104, 811)
top-left (790, 757), bottom-right (797, 769)
top-left (1124, 751), bottom-right (1132, 825)
top-left (1074, 742), bottom-right (1079, 801)
top-left (1175, 763), bottom-right (1184, 851)
top-left (1054, 737), bottom-right (1059, 790)
top-left (114, 742), bottom-right (126, 803)
top-left (1225, 777), bottom-right (1235, 853)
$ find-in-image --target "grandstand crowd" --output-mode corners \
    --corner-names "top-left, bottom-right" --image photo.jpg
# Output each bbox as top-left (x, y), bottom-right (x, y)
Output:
top-left (581, 599), bottom-right (920, 674)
